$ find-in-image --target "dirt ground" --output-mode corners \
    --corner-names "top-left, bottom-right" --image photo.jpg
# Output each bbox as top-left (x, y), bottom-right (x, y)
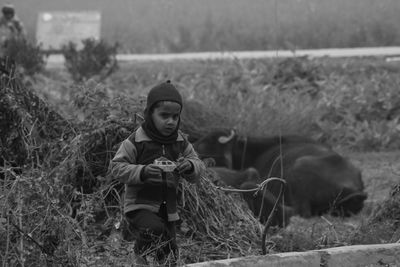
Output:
top-left (348, 151), bottom-right (400, 204)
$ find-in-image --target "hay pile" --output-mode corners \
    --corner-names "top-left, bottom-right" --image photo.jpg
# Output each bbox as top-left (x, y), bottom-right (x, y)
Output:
top-left (0, 67), bottom-right (263, 264)
top-left (178, 169), bottom-right (262, 261)
top-left (0, 58), bottom-right (74, 169)
top-left (180, 99), bottom-right (233, 142)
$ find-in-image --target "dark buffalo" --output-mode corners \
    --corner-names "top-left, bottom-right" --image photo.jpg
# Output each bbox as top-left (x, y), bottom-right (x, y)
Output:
top-left (240, 180), bottom-right (294, 227)
top-left (207, 166), bottom-right (293, 226)
top-left (208, 166), bottom-right (261, 188)
top-left (194, 129), bottom-right (367, 223)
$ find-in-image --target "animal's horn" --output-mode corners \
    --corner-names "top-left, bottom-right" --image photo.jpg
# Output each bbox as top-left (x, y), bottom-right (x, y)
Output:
top-left (218, 129), bottom-right (236, 144)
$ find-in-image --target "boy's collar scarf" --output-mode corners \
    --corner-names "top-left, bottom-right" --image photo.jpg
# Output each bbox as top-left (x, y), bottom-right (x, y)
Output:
top-left (141, 110), bottom-right (180, 144)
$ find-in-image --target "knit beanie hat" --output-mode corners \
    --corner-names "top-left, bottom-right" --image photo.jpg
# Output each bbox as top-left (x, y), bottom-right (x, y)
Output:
top-left (2, 4), bottom-right (15, 15)
top-left (142, 80), bottom-right (183, 144)
top-left (145, 80), bottom-right (183, 112)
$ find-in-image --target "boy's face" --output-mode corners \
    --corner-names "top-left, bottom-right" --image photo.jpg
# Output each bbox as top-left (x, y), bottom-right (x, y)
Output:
top-left (151, 101), bottom-right (181, 136)
top-left (4, 13), bottom-right (13, 20)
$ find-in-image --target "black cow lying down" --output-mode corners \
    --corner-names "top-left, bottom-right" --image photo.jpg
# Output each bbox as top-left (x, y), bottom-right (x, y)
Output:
top-left (208, 166), bottom-right (294, 226)
top-left (208, 166), bottom-right (261, 187)
top-left (240, 180), bottom-right (295, 227)
top-left (194, 129), bottom-right (367, 226)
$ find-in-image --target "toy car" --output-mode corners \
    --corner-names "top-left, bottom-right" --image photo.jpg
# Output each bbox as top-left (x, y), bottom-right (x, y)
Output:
top-left (154, 158), bottom-right (177, 172)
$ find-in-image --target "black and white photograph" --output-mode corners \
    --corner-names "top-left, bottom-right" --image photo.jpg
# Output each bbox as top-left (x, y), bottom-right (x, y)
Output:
top-left (1, 0), bottom-right (400, 266)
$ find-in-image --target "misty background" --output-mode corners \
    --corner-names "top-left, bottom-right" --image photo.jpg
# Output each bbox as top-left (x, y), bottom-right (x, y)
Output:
top-left (9, 0), bottom-right (400, 53)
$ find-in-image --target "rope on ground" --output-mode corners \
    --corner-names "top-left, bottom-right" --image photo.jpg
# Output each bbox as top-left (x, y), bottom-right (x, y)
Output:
top-left (213, 177), bottom-right (286, 194)
top-left (202, 173), bottom-right (288, 255)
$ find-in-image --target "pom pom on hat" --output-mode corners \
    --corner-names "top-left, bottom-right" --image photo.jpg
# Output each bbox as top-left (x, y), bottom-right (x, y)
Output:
top-left (146, 80), bottom-right (183, 111)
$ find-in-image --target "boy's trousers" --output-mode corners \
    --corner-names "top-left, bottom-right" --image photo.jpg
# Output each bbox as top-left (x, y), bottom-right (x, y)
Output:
top-left (125, 209), bottom-right (178, 261)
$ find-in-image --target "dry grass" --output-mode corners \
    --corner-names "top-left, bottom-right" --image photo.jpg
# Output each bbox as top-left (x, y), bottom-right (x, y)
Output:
top-left (178, 171), bottom-right (263, 262)
top-left (2, 56), bottom-right (400, 266)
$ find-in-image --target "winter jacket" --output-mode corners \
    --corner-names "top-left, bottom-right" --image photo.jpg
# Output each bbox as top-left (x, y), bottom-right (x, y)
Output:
top-left (109, 126), bottom-right (205, 221)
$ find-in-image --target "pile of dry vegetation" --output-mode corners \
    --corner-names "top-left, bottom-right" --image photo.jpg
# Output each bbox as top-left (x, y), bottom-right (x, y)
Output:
top-left (0, 62), bottom-right (261, 265)
top-left (1, 56), bottom-right (400, 265)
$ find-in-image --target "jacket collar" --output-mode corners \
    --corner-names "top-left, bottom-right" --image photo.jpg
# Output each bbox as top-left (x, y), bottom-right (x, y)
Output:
top-left (135, 126), bottom-right (184, 142)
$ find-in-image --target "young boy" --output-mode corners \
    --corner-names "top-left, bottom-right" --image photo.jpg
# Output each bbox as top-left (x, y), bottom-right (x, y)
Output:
top-left (109, 80), bottom-right (205, 265)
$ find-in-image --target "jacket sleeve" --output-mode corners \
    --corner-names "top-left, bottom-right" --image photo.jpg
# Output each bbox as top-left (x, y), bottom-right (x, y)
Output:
top-left (109, 139), bottom-right (145, 185)
top-left (181, 141), bottom-right (206, 184)
top-left (14, 19), bottom-right (25, 35)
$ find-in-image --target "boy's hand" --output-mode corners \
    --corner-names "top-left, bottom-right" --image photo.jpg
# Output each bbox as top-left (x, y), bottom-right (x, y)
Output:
top-left (141, 164), bottom-right (162, 181)
top-left (176, 158), bottom-right (193, 175)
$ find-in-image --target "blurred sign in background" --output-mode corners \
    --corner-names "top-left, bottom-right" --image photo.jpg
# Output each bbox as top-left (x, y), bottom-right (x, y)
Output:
top-left (36, 11), bottom-right (101, 50)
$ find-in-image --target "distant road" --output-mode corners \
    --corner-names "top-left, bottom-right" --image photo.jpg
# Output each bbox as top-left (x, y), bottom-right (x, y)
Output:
top-left (46, 46), bottom-right (400, 68)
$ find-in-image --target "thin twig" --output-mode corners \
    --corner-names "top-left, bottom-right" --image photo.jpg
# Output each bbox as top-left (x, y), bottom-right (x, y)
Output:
top-left (17, 184), bottom-right (25, 267)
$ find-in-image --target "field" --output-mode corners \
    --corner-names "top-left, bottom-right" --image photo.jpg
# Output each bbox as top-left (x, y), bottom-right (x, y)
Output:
top-left (9, 0), bottom-right (400, 52)
top-left (1, 54), bottom-right (400, 266)
top-left (38, 56), bottom-right (400, 151)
